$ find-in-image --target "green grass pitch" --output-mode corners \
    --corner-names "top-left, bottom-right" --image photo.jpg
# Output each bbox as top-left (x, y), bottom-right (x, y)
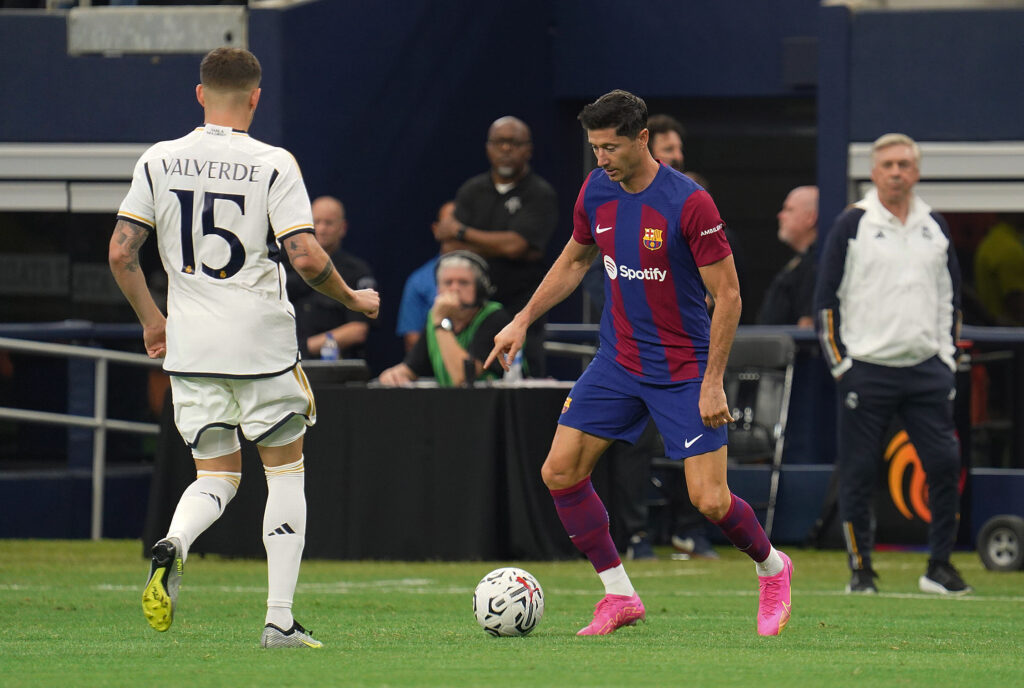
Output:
top-left (1, 540), bottom-right (1022, 687)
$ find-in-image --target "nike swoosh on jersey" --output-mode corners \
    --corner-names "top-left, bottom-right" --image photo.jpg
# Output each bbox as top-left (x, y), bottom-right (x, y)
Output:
top-left (595, 224), bottom-right (613, 233)
top-left (684, 434), bottom-right (703, 448)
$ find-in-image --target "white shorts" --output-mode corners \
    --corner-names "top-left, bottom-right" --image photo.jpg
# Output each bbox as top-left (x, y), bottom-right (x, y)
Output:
top-left (170, 365), bottom-right (316, 456)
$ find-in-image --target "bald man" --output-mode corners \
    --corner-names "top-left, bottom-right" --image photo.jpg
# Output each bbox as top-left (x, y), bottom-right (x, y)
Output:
top-left (286, 195), bottom-right (378, 358)
top-left (433, 116), bottom-right (558, 376)
top-left (757, 185), bottom-right (818, 327)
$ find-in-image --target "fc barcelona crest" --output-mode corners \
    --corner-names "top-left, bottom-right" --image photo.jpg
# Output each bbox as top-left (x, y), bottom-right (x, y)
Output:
top-left (642, 227), bottom-right (663, 250)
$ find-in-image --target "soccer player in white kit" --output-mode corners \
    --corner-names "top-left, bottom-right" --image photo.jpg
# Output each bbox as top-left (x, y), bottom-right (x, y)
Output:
top-left (109, 47), bottom-right (379, 648)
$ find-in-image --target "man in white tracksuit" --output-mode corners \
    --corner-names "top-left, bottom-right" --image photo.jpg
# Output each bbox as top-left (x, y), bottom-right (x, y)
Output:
top-left (814, 133), bottom-right (971, 596)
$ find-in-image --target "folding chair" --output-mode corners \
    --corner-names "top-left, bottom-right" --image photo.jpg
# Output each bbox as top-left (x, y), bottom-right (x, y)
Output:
top-left (650, 331), bottom-right (796, 538)
top-left (722, 331), bottom-right (796, 537)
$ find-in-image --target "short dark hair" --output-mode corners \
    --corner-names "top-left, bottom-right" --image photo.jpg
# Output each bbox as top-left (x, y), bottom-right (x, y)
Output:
top-left (577, 89), bottom-right (648, 139)
top-left (200, 47), bottom-right (261, 92)
top-left (646, 114), bottom-right (686, 152)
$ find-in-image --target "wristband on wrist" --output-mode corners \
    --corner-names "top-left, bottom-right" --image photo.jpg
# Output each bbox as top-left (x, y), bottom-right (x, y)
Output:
top-left (455, 224), bottom-right (467, 242)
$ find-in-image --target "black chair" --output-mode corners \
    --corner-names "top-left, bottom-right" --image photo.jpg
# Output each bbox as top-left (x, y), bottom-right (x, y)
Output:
top-left (651, 331), bottom-right (796, 538)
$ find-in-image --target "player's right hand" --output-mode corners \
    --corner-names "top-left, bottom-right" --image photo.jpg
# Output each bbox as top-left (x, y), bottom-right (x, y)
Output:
top-left (485, 318), bottom-right (527, 372)
top-left (352, 289), bottom-right (380, 319)
top-left (142, 321), bottom-right (167, 359)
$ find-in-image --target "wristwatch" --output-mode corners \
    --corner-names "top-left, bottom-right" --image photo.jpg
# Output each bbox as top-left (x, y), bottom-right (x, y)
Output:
top-left (455, 224), bottom-right (467, 242)
top-left (435, 317), bottom-right (454, 332)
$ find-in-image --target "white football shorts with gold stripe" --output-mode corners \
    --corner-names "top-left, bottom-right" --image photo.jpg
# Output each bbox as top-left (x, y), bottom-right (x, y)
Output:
top-left (171, 364), bottom-right (316, 458)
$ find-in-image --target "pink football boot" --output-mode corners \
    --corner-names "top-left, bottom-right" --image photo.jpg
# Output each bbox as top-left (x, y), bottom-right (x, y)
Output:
top-left (757, 551), bottom-right (793, 636)
top-left (577, 593), bottom-right (646, 636)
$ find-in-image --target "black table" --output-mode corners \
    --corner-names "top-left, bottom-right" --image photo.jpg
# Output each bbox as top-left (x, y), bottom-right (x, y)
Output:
top-left (144, 383), bottom-right (581, 561)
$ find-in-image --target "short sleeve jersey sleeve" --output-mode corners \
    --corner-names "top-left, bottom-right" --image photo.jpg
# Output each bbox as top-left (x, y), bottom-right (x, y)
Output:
top-left (680, 189), bottom-right (730, 267)
top-left (117, 151), bottom-right (159, 230)
top-left (570, 174), bottom-right (595, 245)
top-left (268, 152), bottom-right (314, 241)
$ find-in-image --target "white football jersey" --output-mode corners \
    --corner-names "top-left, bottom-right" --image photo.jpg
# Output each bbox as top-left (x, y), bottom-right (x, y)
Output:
top-left (118, 124), bottom-right (313, 377)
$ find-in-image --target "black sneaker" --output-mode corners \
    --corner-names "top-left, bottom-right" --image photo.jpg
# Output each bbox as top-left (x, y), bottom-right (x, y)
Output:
top-left (626, 532), bottom-right (656, 561)
top-left (671, 533), bottom-right (720, 560)
top-left (919, 560), bottom-right (972, 595)
top-left (845, 567), bottom-right (878, 594)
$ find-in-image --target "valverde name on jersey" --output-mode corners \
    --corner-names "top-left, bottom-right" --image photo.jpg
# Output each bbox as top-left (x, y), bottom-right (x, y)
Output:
top-left (160, 157), bottom-right (264, 183)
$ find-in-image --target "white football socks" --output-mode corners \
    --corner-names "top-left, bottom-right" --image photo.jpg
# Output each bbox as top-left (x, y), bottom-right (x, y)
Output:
top-left (598, 564), bottom-right (636, 597)
top-left (166, 470), bottom-right (240, 561)
top-left (756, 547), bottom-right (785, 577)
top-left (263, 456), bottom-right (307, 629)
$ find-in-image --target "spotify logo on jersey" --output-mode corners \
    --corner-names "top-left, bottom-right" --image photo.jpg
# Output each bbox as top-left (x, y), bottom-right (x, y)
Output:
top-left (604, 255), bottom-right (618, 279)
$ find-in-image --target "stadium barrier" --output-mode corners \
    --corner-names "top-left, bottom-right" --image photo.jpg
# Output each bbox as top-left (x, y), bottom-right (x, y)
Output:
top-left (0, 333), bottom-right (160, 540)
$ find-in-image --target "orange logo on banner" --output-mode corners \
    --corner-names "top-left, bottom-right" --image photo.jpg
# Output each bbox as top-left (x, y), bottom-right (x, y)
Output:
top-left (642, 228), bottom-right (663, 250)
top-left (884, 430), bottom-right (931, 522)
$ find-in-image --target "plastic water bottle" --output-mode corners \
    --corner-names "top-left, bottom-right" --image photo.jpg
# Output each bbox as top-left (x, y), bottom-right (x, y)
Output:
top-left (503, 349), bottom-right (523, 383)
top-left (320, 332), bottom-right (339, 360)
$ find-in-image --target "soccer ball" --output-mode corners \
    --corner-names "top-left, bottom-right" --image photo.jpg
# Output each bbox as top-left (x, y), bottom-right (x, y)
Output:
top-left (472, 567), bottom-right (544, 637)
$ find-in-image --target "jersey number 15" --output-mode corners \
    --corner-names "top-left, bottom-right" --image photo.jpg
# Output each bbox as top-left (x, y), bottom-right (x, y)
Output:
top-left (171, 188), bottom-right (246, 280)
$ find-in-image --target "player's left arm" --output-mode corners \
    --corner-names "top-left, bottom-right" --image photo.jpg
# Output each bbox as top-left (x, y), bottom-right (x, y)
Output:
top-left (284, 232), bottom-right (379, 319)
top-left (698, 255), bottom-right (741, 428)
top-left (108, 219), bottom-right (167, 359)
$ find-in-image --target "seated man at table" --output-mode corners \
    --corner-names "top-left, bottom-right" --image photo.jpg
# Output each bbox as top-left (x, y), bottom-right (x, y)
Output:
top-left (378, 251), bottom-right (512, 387)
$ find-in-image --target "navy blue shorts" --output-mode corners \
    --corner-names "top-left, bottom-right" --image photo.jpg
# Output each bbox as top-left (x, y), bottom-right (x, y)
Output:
top-left (558, 354), bottom-right (726, 460)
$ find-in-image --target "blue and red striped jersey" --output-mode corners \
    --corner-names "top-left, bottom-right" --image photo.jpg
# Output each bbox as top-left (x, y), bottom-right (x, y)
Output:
top-left (572, 164), bottom-right (731, 382)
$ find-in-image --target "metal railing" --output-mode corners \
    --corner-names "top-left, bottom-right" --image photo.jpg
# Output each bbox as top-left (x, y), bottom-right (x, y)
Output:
top-left (0, 335), bottom-right (161, 540)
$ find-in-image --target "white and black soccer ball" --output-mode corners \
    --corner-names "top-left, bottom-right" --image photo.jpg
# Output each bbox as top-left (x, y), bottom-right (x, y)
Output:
top-left (472, 566), bottom-right (544, 637)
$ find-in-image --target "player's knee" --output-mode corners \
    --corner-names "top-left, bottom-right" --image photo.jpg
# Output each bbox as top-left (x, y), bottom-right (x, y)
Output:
top-left (690, 490), bottom-right (730, 521)
top-left (541, 461), bottom-right (582, 491)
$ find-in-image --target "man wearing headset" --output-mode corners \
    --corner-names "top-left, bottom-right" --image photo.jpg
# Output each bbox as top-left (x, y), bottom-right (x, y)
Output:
top-left (377, 251), bottom-right (512, 387)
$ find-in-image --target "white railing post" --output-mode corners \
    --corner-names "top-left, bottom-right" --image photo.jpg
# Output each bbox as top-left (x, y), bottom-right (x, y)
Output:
top-left (91, 357), bottom-right (108, 541)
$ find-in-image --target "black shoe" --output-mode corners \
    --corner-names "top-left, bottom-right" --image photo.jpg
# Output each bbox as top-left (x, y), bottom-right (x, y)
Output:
top-left (919, 560), bottom-right (972, 595)
top-left (671, 533), bottom-right (720, 560)
top-left (626, 532), bottom-right (656, 561)
top-left (845, 567), bottom-right (878, 594)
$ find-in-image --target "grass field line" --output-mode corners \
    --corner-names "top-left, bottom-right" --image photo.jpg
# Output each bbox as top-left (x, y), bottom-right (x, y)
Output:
top-left (5, 581), bottom-right (1023, 603)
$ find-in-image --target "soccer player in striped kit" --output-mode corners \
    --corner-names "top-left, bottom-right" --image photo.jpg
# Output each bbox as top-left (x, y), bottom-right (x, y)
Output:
top-left (487, 90), bottom-right (792, 636)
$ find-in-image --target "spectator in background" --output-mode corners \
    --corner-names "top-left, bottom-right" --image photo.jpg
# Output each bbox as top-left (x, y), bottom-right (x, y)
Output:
top-left (431, 116), bottom-right (558, 376)
top-left (287, 196), bottom-right (377, 359)
top-left (758, 185), bottom-right (818, 327)
top-left (378, 251), bottom-right (510, 387)
top-left (395, 200), bottom-right (456, 352)
top-left (973, 213), bottom-right (1024, 326)
top-left (646, 113), bottom-right (686, 171)
top-left (815, 133), bottom-right (971, 596)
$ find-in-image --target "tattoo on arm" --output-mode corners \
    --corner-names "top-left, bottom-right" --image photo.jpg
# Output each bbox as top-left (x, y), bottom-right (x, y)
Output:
top-left (114, 220), bottom-right (149, 273)
top-left (286, 237), bottom-right (310, 260)
top-left (306, 260), bottom-right (335, 287)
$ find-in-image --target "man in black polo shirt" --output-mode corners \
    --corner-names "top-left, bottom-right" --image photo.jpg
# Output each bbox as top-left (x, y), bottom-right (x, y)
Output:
top-left (433, 116), bottom-right (558, 376)
top-left (287, 196), bottom-right (378, 359)
top-left (757, 185), bottom-right (818, 327)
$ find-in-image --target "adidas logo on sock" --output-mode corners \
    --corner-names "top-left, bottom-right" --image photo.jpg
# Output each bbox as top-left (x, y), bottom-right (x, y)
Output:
top-left (201, 492), bottom-right (222, 509)
top-left (267, 522), bottom-right (296, 536)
